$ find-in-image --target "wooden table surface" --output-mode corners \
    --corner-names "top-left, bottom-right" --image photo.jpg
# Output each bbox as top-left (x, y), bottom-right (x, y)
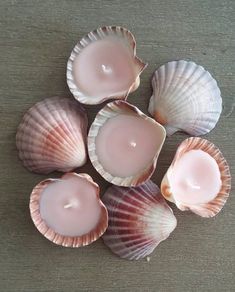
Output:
top-left (0, 1), bottom-right (234, 291)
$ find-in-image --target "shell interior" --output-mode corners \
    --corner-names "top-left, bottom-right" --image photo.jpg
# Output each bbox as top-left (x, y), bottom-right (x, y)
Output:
top-left (67, 26), bottom-right (147, 104)
top-left (88, 100), bottom-right (166, 187)
top-left (30, 173), bottom-right (108, 247)
top-left (161, 137), bottom-right (231, 217)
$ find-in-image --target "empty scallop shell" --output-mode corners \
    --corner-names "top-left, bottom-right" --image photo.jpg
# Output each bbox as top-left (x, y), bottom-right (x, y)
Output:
top-left (88, 100), bottom-right (166, 187)
top-left (67, 26), bottom-right (147, 105)
top-left (16, 96), bottom-right (88, 174)
top-left (148, 60), bottom-right (222, 136)
top-left (161, 137), bottom-right (231, 217)
top-left (102, 180), bottom-right (177, 260)
top-left (30, 172), bottom-right (108, 247)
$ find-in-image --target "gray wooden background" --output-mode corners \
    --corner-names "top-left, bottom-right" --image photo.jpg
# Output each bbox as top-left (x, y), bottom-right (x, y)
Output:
top-left (0, 1), bottom-right (234, 291)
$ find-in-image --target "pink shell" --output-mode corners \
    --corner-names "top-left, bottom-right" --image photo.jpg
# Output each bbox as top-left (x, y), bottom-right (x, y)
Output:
top-left (16, 97), bottom-right (88, 174)
top-left (102, 180), bottom-right (177, 260)
top-left (161, 137), bottom-right (231, 217)
top-left (88, 100), bottom-right (166, 187)
top-left (30, 172), bottom-right (108, 247)
top-left (67, 26), bottom-right (147, 105)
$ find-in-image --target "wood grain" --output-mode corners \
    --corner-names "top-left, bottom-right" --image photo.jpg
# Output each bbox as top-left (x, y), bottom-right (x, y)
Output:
top-left (0, 0), bottom-right (234, 291)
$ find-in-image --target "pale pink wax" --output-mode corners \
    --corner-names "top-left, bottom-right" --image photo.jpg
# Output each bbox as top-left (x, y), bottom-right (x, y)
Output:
top-left (95, 114), bottom-right (164, 177)
top-left (73, 38), bottom-right (136, 97)
top-left (170, 150), bottom-right (222, 205)
top-left (39, 175), bottom-right (101, 237)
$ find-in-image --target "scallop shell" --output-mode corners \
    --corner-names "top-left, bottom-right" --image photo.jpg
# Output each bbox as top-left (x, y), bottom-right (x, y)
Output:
top-left (102, 180), bottom-right (177, 260)
top-left (30, 172), bottom-right (108, 247)
top-left (88, 100), bottom-right (166, 187)
top-left (67, 26), bottom-right (147, 105)
top-left (161, 137), bottom-right (231, 217)
top-left (16, 96), bottom-right (88, 174)
top-left (148, 60), bottom-right (222, 136)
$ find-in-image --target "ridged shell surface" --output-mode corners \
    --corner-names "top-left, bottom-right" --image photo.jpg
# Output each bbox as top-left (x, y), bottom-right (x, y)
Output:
top-left (161, 137), bottom-right (231, 217)
top-left (67, 26), bottom-right (147, 105)
top-left (148, 60), bottom-right (222, 136)
top-left (102, 180), bottom-right (177, 260)
top-left (16, 97), bottom-right (88, 174)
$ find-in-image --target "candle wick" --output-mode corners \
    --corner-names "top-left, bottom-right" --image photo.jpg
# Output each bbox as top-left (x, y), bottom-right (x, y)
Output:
top-left (64, 199), bottom-right (79, 209)
top-left (64, 203), bottom-right (73, 209)
top-left (186, 179), bottom-right (200, 190)
top-left (130, 141), bottom-right (137, 148)
top-left (101, 64), bottom-right (112, 74)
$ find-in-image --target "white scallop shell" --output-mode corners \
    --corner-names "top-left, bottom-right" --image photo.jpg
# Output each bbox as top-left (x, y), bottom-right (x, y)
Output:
top-left (148, 60), bottom-right (222, 136)
top-left (88, 100), bottom-right (166, 187)
top-left (16, 97), bottom-right (88, 174)
top-left (102, 180), bottom-right (177, 260)
top-left (67, 26), bottom-right (147, 105)
top-left (161, 137), bottom-right (231, 217)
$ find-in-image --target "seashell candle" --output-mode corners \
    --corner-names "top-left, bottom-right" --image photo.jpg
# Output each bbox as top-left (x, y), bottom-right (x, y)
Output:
top-left (30, 173), bottom-right (108, 247)
top-left (88, 100), bottom-right (166, 187)
top-left (102, 180), bottom-right (177, 260)
top-left (16, 97), bottom-right (88, 174)
top-left (161, 137), bottom-right (231, 217)
top-left (148, 60), bottom-right (222, 136)
top-left (67, 26), bottom-right (147, 105)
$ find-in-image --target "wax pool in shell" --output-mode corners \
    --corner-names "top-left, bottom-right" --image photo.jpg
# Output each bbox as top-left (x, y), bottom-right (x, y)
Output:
top-left (88, 100), bottom-right (166, 187)
top-left (161, 137), bottom-right (231, 217)
top-left (30, 173), bottom-right (108, 247)
top-left (67, 26), bottom-right (147, 104)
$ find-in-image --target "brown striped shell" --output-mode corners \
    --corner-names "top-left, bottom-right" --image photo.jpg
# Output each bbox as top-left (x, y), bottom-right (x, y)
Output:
top-left (161, 137), bottom-right (231, 217)
top-left (16, 97), bottom-right (88, 174)
top-left (102, 180), bottom-right (177, 260)
top-left (30, 173), bottom-right (108, 247)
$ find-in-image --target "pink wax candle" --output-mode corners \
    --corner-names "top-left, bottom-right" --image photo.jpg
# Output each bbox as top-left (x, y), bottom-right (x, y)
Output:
top-left (73, 39), bottom-right (136, 98)
top-left (88, 101), bottom-right (166, 186)
top-left (170, 150), bottom-right (222, 205)
top-left (96, 114), bottom-right (165, 177)
top-left (161, 137), bottom-right (231, 217)
top-left (30, 173), bottom-right (108, 247)
top-left (67, 26), bottom-right (147, 104)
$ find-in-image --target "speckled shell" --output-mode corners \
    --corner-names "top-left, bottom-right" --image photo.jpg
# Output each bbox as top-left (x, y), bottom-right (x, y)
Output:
top-left (30, 172), bottom-right (108, 247)
top-left (67, 26), bottom-right (147, 105)
top-left (16, 97), bottom-right (88, 174)
top-left (102, 180), bottom-right (177, 260)
top-left (161, 137), bottom-right (231, 217)
top-left (148, 60), bottom-right (222, 136)
top-left (88, 100), bottom-right (166, 187)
